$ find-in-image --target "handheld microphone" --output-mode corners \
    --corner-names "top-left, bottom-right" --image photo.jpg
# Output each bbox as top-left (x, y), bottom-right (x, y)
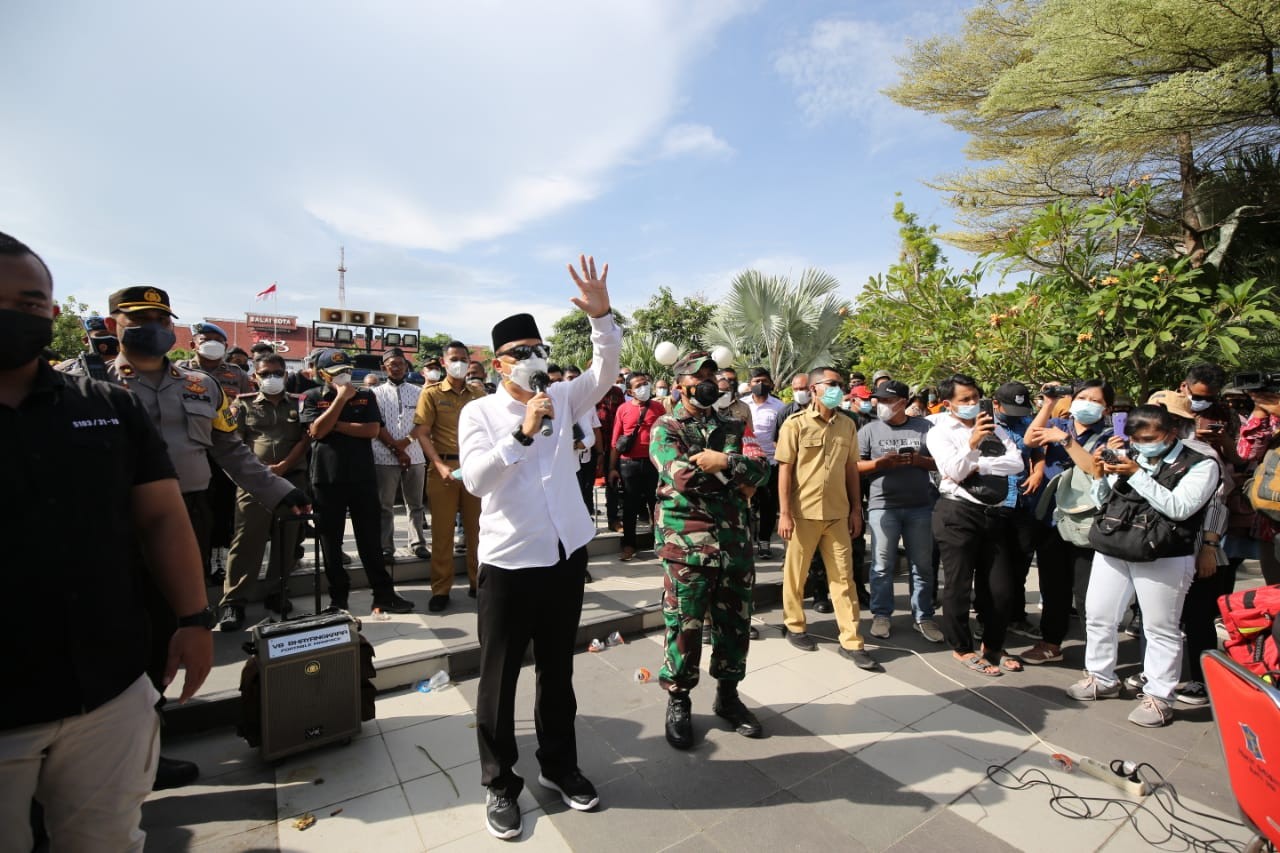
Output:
top-left (529, 371), bottom-right (554, 436)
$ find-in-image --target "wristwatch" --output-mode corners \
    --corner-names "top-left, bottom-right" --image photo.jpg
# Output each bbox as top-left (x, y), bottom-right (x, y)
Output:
top-left (1202, 538), bottom-right (1221, 549)
top-left (512, 426), bottom-right (534, 446)
top-left (176, 606), bottom-right (217, 630)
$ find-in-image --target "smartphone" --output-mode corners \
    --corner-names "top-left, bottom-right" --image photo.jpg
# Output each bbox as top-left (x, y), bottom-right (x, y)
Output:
top-left (1111, 412), bottom-right (1127, 438)
top-left (1196, 416), bottom-right (1226, 434)
top-left (1100, 448), bottom-right (1125, 464)
top-left (978, 399), bottom-right (993, 419)
top-left (897, 446), bottom-right (916, 455)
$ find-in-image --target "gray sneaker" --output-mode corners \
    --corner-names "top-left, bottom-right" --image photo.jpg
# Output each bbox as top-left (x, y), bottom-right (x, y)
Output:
top-left (1066, 674), bottom-right (1121, 701)
top-left (914, 619), bottom-right (945, 643)
top-left (870, 616), bottom-right (891, 639)
top-left (1128, 695), bottom-right (1173, 727)
top-left (1123, 673), bottom-right (1148, 694)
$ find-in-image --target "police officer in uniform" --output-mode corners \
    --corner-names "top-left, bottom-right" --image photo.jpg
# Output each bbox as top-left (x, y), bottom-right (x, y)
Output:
top-left (650, 351), bottom-right (771, 751)
top-left (217, 351), bottom-right (312, 630)
top-left (179, 321), bottom-right (253, 582)
top-left (54, 314), bottom-right (119, 377)
top-left (66, 285), bottom-right (308, 788)
top-left (301, 349), bottom-right (414, 614)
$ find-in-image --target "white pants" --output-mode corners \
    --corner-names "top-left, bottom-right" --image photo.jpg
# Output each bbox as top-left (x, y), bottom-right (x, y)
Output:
top-left (0, 674), bottom-right (160, 853)
top-left (1084, 551), bottom-right (1194, 702)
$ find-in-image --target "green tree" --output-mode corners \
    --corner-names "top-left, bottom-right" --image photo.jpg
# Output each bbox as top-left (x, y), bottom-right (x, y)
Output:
top-left (629, 286), bottom-right (716, 352)
top-left (547, 309), bottom-right (627, 372)
top-left (706, 268), bottom-right (850, 382)
top-left (888, 0), bottom-right (1280, 262)
top-left (50, 296), bottom-right (92, 360)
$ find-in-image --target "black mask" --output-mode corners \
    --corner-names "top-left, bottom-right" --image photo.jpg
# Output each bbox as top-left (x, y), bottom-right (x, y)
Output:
top-left (120, 322), bottom-right (177, 358)
top-left (684, 379), bottom-right (720, 408)
top-left (751, 382), bottom-right (770, 398)
top-left (90, 335), bottom-right (119, 359)
top-left (0, 309), bottom-right (53, 369)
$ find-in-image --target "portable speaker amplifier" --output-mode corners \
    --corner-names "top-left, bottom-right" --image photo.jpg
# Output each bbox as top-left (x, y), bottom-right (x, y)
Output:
top-left (254, 612), bottom-right (362, 761)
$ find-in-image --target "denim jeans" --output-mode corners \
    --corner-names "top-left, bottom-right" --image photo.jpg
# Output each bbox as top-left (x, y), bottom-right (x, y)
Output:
top-left (869, 505), bottom-right (935, 622)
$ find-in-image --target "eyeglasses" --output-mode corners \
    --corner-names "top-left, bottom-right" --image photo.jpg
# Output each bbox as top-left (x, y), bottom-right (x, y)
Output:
top-left (257, 370), bottom-right (286, 378)
top-left (495, 343), bottom-right (551, 361)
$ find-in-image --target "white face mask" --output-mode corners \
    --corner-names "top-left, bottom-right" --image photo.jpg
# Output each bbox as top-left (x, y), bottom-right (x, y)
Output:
top-left (840, 400), bottom-right (852, 411)
top-left (876, 403), bottom-right (897, 421)
top-left (329, 372), bottom-right (352, 387)
top-left (655, 387), bottom-right (669, 398)
top-left (506, 356), bottom-right (548, 392)
top-left (713, 391), bottom-right (733, 410)
top-left (634, 384), bottom-right (652, 402)
top-left (446, 360), bottom-right (469, 380)
top-left (426, 369), bottom-right (443, 382)
top-left (793, 390), bottom-right (811, 406)
top-left (197, 340), bottom-right (227, 360)
top-left (258, 375), bottom-right (286, 396)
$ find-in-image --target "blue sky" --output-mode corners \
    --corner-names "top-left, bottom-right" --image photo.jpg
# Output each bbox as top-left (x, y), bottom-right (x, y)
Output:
top-left (3, 0), bottom-right (975, 346)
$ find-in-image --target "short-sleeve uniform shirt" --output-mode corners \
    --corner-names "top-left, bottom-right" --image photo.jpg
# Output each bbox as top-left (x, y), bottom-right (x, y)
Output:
top-left (414, 379), bottom-right (486, 455)
top-left (774, 407), bottom-right (858, 521)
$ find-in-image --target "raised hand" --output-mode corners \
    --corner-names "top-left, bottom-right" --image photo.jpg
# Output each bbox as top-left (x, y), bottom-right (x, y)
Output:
top-left (567, 254), bottom-right (610, 319)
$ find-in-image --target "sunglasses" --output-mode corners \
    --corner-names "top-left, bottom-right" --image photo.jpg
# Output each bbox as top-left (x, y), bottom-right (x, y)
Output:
top-left (257, 370), bottom-right (286, 378)
top-left (495, 343), bottom-right (551, 361)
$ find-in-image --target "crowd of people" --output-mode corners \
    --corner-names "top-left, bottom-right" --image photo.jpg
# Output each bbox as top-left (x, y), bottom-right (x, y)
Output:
top-left (6, 228), bottom-right (1280, 846)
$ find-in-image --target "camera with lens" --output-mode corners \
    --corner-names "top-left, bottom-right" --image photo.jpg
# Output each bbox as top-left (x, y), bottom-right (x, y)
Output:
top-left (1041, 385), bottom-right (1074, 398)
top-left (1232, 371), bottom-right (1280, 392)
top-left (1099, 448), bottom-right (1126, 465)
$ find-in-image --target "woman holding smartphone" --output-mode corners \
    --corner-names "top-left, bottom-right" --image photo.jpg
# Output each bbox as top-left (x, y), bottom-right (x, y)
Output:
top-left (1065, 405), bottom-right (1219, 727)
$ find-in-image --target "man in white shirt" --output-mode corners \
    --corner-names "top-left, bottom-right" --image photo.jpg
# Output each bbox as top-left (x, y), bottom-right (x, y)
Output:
top-left (924, 374), bottom-right (1025, 677)
top-left (458, 255), bottom-right (618, 840)
top-left (372, 347), bottom-right (429, 561)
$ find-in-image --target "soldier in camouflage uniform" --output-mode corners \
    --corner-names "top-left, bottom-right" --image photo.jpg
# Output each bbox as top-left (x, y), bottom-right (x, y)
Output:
top-left (650, 351), bottom-right (770, 750)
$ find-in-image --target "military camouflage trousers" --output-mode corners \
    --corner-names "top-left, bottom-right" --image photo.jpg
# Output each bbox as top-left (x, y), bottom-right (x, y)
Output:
top-left (659, 549), bottom-right (755, 692)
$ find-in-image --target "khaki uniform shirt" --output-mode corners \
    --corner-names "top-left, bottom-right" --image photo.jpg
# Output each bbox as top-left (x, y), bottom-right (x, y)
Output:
top-left (775, 406), bottom-right (857, 521)
top-left (414, 378), bottom-right (486, 456)
top-left (237, 391), bottom-right (306, 473)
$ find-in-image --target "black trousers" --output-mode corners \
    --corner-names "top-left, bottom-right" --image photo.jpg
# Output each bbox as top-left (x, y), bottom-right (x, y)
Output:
top-left (1033, 527), bottom-right (1095, 646)
top-left (619, 457), bottom-right (657, 548)
top-left (1181, 562), bottom-right (1238, 682)
top-left (207, 453), bottom-right (237, 551)
top-left (312, 479), bottom-right (396, 604)
top-left (933, 497), bottom-right (1014, 655)
top-left (751, 464), bottom-right (779, 543)
top-left (476, 546), bottom-right (587, 798)
top-left (994, 506), bottom-right (1041, 623)
top-left (575, 452), bottom-right (597, 514)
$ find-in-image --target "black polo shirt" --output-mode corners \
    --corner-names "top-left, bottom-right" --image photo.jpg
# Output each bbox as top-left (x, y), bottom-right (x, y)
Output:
top-left (300, 386), bottom-right (382, 484)
top-left (2, 361), bottom-right (176, 730)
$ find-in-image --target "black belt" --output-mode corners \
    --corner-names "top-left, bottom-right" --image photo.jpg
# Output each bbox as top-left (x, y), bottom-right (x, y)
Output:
top-left (941, 494), bottom-right (1013, 517)
top-left (439, 454), bottom-right (459, 460)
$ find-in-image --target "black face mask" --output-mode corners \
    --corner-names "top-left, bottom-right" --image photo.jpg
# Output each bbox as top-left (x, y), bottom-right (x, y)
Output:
top-left (120, 322), bottom-right (177, 358)
top-left (684, 379), bottom-right (720, 408)
top-left (751, 382), bottom-right (770, 398)
top-left (0, 309), bottom-right (53, 369)
top-left (90, 335), bottom-right (119, 359)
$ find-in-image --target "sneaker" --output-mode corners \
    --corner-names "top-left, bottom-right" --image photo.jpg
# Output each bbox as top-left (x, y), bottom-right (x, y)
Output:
top-left (756, 541), bottom-right (772, 560)
top-left (1067, 674), bottom-right (1122, 701)
top-left (1020, 642), bottom-right (1063, 665)
top-left (1123, 673), bottom-right (1148, 693)
top-left (373, 594), bottom-right (414, 614)
top-left (537, 770), bottom-right (599, 811)
top-left (1008, 619), bottom-right (1042, 640)
top-left (217, 604), bottom-right (245, 632)
top-left (812, 598), bottom-right (834, 614)
top-left (869, 616), bottom-right (891, 639)
top-left (786, 630), bottom-right (817, 651)
top-left (1175, 680), bottom-right (1209, 706)
top-left (620, 546), bottom-right (636, 562)
top-left (665, 692), bottom-right (694, 750)
top-left (1128, 695), bottom-right (1173, 728)
top-left (838, 647), bottom-right (883, 672)
top-left (413, 545), bottom-right (431, 560)
top-left (914, 619), bottom-right (945, 643)
top-left (713, 687), bottom-right (764, 738)
top-left (427, 594), bottom-right (450, 612)
top-left (485, 789), bottom-right (522, 839)
top-left (1124, 611), bottom-right (1143, 638)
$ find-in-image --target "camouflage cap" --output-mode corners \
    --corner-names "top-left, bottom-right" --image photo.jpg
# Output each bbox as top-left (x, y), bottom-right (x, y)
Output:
top-left (673, 351), bottom-right (717, 376)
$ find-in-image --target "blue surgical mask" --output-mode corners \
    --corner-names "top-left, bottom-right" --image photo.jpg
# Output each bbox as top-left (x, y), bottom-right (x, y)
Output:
top-left (821, 386), bottom-right (844, 409)
top-left (1130, 440), bottom-right (1172, 459)
top-left (1070, 400), bottom-right (1104, 425)
top-left (953, 403), bottom-right (981, 420)
top-left (859, 401), bottom-right (874, 414)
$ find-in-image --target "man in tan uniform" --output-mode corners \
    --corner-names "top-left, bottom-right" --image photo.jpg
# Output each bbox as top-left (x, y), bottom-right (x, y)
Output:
top-left (413, 339), bottom-right (486, 611)
top-left (776, 365), bottom-right (880, 672)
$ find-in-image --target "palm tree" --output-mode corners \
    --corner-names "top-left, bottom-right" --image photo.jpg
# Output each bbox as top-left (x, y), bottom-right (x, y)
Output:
top-left (706, 268), bottom-right (850, 382)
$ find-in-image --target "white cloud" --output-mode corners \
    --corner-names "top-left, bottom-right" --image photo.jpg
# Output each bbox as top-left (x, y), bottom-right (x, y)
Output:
top-left (0, 0), bottom-right (753, 328)
top-left (657, 123), bottom-right (733, 159)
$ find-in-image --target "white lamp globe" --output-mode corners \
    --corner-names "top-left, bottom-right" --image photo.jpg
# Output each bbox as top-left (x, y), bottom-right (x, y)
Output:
top-left (654, 341), bottom-right (679, 365)
top-left (711, 345), bottom-right (734, 367)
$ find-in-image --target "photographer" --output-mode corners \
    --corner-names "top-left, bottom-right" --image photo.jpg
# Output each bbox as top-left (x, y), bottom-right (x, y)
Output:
top-left (1066, 405), bottom-right (1219, 728)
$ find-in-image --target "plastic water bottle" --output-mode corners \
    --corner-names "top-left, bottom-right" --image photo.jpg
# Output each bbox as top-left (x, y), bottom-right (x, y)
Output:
top-left (606, 631), bottom-right (625, 647)
top-left (633, 667), bottom-right (652, 683)
top-left (415, 670), bottom-right (451, 693)
top-left (587, 638), bottom-right (605, 653)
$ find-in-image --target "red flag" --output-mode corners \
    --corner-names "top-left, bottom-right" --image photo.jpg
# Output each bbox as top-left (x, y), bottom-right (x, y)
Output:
top-left (255, 282), bottom-right (277, 301)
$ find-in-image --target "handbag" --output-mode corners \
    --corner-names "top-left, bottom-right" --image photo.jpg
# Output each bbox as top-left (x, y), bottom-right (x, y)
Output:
top-left (1087, 447), bottom-right (1212, 561)
top-left (1034, 433), bottom-right (1106, 547)
top-left (614, 404), bottom-right (650, 455)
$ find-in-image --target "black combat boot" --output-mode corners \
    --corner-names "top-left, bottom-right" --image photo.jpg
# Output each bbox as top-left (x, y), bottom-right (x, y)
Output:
top-left (665, 691), bottom-right (694, 750)
top-left (713, 681), bottom-right (763, 738)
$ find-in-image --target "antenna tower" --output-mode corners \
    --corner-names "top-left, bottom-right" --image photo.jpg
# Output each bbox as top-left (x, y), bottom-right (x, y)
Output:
top-left (337, 246), bottom-right (347, 308)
